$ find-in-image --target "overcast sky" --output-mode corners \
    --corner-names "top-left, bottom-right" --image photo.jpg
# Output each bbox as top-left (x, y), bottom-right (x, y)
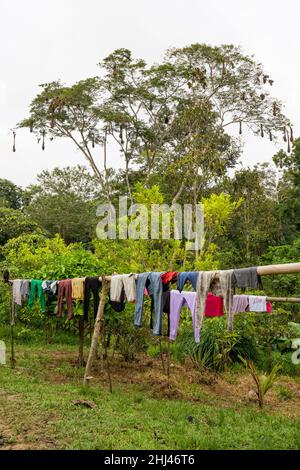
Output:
top-left (1, 0), bottom-right (299, 187)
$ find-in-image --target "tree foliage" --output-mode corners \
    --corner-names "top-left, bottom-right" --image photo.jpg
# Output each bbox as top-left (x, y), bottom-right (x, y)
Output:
top-left (18, 44), bottom-right (290, 204)
top-left (25, 166), bottom-right (102, 244)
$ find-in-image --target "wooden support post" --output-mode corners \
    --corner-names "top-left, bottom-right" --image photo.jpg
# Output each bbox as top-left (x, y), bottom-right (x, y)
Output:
top-left (159, 338), bottom-right (166, 374)
top-left (9, 285), bottom-right (16, 369)
top-left (83, 279), bottom-right (109, 385)
top-left (78, 316), bottom-right (85, 367)
top-left (167, 339), bottom-right (170, 381)
top-left (10, 324), bottom-right (15, 369)
top-left (104, 336), bottom-right (113, 394)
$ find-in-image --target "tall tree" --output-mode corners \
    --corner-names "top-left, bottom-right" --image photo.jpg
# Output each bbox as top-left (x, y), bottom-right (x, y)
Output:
top-left (227, 164), bottom-right (279, 265)
top-left (25, 166), bottom-right (102, 244)
top-left (18, 44), bottom-right (290, 204)
top-left (0, 207), bottom-right (42, 246)
top-left (0, 179), bottom-right (23, 209)
top-left (273, 138), bottom-right (300, 241)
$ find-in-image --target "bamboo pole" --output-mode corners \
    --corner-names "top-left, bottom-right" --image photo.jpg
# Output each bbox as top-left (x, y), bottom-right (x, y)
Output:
top-left (257, 263), bottom-right (300, 276)
top-left (99, 263), bottom-right (300, 278)
top-left (83, 279), bottom-right (109, 385)
top-left (266, 296), bottom-right (300, 303)
top-left (4, 262), bottom-right (300, 287)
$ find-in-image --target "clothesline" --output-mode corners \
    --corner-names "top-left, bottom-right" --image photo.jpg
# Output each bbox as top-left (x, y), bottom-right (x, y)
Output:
top-left (83, 263), bottom-right (300, 384)
top-left (4, 265), bottom-right (300, 334)
top-left (2, 262), bottom-right (300, 381)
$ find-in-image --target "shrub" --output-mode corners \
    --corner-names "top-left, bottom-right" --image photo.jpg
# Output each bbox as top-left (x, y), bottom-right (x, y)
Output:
top-left (174, 316), bottom-right (257, 371)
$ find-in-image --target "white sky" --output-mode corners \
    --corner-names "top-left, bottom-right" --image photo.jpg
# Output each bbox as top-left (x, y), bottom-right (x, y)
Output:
top-left (0, 0), bottom-right (299, 187)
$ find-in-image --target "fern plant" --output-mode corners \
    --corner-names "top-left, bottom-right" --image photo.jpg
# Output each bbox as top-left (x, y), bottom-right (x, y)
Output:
top-left (239, 355), bottom-right (281, 408)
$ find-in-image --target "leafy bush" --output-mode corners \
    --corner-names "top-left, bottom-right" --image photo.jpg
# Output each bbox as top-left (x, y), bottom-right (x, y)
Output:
top-left (173, 316), bottom-right (257, 371)
top-left (105, 303), bottom-right (149, 362)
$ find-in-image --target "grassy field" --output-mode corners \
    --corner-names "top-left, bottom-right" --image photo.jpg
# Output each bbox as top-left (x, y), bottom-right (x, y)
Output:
top-left (0, 339), bottom-right (300, 450)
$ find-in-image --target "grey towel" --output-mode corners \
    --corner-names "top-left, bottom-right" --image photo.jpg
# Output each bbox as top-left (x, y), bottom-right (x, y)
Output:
top-left (219, 270), bottom-right (235, 332)
top-left (21, 280), bottom-right (30, 299)
top-left (233, 267), bottom-right (261, 289)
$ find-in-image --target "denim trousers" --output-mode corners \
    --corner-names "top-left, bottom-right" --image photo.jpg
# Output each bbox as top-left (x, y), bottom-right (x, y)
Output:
top-left (134, 272), bottom-right (163, 336)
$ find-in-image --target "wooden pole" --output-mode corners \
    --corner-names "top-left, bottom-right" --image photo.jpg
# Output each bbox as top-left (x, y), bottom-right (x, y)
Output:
top-left (98, 263), bottom-right (300, 278)
top-left (9, 285), bottom-right (16, 369)
top-left (167, 339), bottom-right (170, 381)
top-left (257, 263), bottom-right (300, 276)
top-left (83, 279), bottom-right (109, 385)
top-left (10, 324), bottom-right (15, 369)
top-left (104, 335), bottom-right (113, 394)
top-left (266, 296), bottom-right (300, 303)
top-left (159, 338), bottom-right (166, 373)
top-left (78, 316), bottom-right (85, 367)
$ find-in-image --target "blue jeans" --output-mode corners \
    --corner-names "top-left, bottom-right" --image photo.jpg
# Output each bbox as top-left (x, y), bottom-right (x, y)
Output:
top-left (134, 272), bottom-right (163, 336)
top-left (177, 272), bottom-right (199, 292)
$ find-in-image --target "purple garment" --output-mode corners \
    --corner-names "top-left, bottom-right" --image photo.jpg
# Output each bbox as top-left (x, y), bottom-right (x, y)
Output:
top-left (232, 295), bottom-right (249, 314)
top-left (169, 290), bottom-right (199, 343)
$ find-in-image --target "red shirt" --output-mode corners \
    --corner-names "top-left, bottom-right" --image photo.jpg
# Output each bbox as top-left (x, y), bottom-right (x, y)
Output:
top-left (205, 292), bottom-right (224, 317)
top-left (161, 272), bottom-right (178, 284)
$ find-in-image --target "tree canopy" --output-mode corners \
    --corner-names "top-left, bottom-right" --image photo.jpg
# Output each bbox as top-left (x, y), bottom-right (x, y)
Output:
top-left (18, 44), bottom-right (291, 204)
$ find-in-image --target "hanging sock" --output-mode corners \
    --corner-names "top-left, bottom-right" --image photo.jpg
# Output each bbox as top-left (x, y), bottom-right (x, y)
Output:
top-left (239, 121), bottom-right (242, 135)
top-left (30, 120), bottom-right (34, 132)
top-left (290, 126), bottom-right (294, 143)
top-left (260, 124), bottom-right (264, 138)
top-left (269, 130), bottom-right (273, 141)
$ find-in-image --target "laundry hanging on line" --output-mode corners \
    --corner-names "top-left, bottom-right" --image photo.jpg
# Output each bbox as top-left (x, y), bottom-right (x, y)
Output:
top-left (232, 294), bottom-right (272, 313)
top-left (8, 266), bottom-right (271, 343)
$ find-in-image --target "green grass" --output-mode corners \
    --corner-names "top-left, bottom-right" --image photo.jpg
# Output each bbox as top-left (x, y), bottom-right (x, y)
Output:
top-left (0, 341), bottom-right (300, 449)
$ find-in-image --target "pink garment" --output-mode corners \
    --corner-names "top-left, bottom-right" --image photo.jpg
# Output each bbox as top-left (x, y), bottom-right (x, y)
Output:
top-left (205, 292), bottom-right (224, 317)
top-left (266, 301), bottom-right (272, 313)
top-left (169, 290), bottom-right (199, 343)
top-left (232, 295), bottom-right (249, 314)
